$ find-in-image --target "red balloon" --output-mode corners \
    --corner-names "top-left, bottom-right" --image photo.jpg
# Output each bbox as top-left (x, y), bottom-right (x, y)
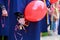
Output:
top-left (24, 1), bottom-right (47, 22)
top-left (50, 0), bottom-right (58, 4)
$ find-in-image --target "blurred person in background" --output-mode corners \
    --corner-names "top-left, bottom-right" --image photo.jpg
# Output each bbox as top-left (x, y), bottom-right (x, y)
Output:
top-left (50, 2), bottom-right (59, 35)
top-left (54, 1), bottom-right (59, 35)
top-left (0, 0), bottom-right (8, 40)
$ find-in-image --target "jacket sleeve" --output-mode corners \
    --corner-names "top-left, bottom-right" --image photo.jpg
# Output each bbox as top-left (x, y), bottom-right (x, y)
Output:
top-left (0, 4), bottom-right (6, 10)
top-left (0, 0), bottom-right (6, 15)
top-left (0, 0), bottom-right (6, 10)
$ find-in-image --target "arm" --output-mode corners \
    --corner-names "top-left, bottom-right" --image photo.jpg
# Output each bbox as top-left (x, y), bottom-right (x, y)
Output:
top-left (53, 14), bottom-right (58, 19)
top-left (52, 8), bottom-right (59, 21)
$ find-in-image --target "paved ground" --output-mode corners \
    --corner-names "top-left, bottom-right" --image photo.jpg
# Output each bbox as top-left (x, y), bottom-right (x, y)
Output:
top-left (41, 35), bottom-right (60, 40)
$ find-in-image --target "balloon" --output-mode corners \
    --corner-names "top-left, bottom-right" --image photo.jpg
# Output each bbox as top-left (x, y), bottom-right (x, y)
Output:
top-left (24, 1), bottom-right (47, 22)
top-left (50, 0), bottom-right (58, 4)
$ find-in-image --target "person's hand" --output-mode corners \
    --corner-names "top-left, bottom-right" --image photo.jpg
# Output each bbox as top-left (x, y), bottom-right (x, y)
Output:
top-left (2, 9), bottom-right (8, 16)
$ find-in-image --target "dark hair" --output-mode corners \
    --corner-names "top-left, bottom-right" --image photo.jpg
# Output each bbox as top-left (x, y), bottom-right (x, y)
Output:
top-left (15, 12), bottom-right (24, 18)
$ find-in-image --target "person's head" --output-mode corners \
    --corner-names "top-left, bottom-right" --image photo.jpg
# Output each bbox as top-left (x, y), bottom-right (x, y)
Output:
top-left (15, 12), bottom-right (25, 24)
top-left (15, 12), bottom-right (24, 20)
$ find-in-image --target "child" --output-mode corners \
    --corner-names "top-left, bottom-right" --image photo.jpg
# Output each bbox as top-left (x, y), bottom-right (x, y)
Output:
top-left (50, 2), bottom-right (59, 35)
top-left (14, 12), bottom-right (29, 40)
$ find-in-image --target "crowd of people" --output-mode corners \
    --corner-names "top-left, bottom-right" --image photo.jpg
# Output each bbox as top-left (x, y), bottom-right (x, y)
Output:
top-left (0, 0), bottom-right (60, 40)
